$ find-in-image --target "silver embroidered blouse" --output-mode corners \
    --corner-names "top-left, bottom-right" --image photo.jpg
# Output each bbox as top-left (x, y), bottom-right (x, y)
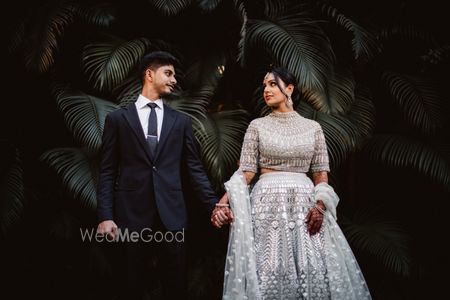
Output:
top-left (239, 111), bottom-right (330, 173)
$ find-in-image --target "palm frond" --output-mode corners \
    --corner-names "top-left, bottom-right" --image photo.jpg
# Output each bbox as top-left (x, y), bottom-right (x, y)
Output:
top-left (297, 104), bottom-right (355, 170)
top-left (183, 53), bottom-right (226, 89)
top-left (82, 37), bottom-right (151, 92)
top-left (421, 45), bottom-right (450, 65)
top-left (114, 75), bottom-right (142, 107)
top-left (77, 2), bottom-right (116, 28)
top-left (383, 72), bottom-right (445, 133)
top-left (263, 0), bottom-right (287, 19)
top-left (149, 0), bottom-right (192, 16)
top-left (0, 145), bottom-right (25, 239)
top-left (302, 68), bottom-right (355, 114)
top-left (197, 0), bottom-right (222, 12)
top-left (379, 25), bottom-right (435, 45)
top-left (298, 88), bottom-right (375, 169)
top-left (321, 4), bottom-right (379, 60)
top-left (197, 110), bottom-right (249, 187)
top-left (24, 2), bottom-right (77, 73)
top-left (8, 20), bottom-right (25, 53)
top-left (164, 87), bottom-right (212, 134)
top-left (40, 148), bottom-right (98, 211)
top-left (365, 134), bottom-right (450, 191)
top-left (252, 85), bottom-right (271, 117)
top-left (341, 207), bottom-right (411, 276)
top-left (55, 87), bottom-right (119, 152)
top-left (246, 12), bottom-right (334, 92)
top-left (234, 0), bottom-right (248, 67)
top-left (347, 86), bottom-right (376, 142)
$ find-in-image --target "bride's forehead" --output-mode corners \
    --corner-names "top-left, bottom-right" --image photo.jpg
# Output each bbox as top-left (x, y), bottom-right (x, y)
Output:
top-left (264, 73), bottom-right (274, 81)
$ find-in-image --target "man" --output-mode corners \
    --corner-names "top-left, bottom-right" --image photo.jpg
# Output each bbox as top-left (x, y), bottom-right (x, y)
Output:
top-left (96, 51), bottom-right (230, 299)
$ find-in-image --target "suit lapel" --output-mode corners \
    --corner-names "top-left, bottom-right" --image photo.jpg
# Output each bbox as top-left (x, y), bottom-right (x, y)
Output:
top-left (154, 104), bottom-right (177, 162)
top-left (122, 103), bottom-right (154, 164)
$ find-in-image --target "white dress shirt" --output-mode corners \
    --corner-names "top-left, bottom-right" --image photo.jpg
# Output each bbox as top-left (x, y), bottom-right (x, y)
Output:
top-left (135, 94), bottom-right (164, 141)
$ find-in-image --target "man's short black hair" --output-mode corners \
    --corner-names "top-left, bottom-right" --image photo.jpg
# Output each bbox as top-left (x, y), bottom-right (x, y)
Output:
top-left (139, 51), bottom-right (179, 82)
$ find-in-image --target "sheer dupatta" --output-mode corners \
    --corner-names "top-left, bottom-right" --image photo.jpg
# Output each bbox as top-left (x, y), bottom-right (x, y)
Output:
top-left (222, 170), bottom-right (260, 300)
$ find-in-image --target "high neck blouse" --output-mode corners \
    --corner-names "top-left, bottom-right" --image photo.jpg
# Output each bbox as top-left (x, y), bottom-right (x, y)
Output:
top-left (239, 111), bottom-right (330, 173)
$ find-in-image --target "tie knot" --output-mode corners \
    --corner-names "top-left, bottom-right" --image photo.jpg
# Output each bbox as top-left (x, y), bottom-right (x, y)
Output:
top-left (147, 102), bottom-right (158, 109)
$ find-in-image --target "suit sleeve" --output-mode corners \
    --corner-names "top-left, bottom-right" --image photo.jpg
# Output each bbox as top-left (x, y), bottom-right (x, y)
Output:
top-left (183, 116), bottom-right (218, 214)
top-left (97, 113), bottom-right (119, 222)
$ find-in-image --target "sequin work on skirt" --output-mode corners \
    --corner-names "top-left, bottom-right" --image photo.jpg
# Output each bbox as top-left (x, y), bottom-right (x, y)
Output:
top-left (251, 172), bottom-right (330, 299)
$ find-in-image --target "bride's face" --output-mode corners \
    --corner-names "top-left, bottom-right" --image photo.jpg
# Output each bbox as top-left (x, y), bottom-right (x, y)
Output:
top-left (262, 72), bottom-right (291, 108)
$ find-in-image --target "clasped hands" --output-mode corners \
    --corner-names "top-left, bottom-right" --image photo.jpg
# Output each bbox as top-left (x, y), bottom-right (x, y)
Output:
top-left (211, 193), bottom-right (234, 228)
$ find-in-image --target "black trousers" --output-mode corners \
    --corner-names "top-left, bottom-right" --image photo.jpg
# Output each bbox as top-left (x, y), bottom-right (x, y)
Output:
top-left (116, 218), bottom-right (187, 300)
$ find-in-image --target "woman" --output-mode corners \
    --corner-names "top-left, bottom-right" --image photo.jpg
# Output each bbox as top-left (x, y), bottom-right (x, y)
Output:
top-left (212, 67), bottom-right (371, 299)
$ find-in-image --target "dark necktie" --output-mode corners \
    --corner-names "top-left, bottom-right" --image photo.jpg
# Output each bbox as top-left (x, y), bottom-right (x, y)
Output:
top-left (146, 102), bottom-right (158, 157)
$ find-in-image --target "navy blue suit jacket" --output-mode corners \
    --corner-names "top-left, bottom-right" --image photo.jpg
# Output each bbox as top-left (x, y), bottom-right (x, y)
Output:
top-left (97, 102), bottom-right (217, 231)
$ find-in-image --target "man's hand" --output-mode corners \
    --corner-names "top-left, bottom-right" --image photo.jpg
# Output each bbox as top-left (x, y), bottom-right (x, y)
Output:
top-left (211, 193), bottom-right (234, 228)
top-left (97, 220), bottom-right (118, 239)
top-left (211, 206), bottom-right (234, 228)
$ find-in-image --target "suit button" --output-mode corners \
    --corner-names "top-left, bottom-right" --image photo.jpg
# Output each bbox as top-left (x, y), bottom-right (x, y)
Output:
top-left (152, 166), bottom-right (157, 171)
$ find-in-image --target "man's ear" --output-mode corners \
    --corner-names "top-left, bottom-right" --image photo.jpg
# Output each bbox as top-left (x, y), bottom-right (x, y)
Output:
top-left (146, 69), bottom-right (154, 82)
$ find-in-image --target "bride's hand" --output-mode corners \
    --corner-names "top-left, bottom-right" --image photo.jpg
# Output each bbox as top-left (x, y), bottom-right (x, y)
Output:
top-left (211, 193), bottom-right (234, 228)
top-left (305, 206), bottom-right (323, 235)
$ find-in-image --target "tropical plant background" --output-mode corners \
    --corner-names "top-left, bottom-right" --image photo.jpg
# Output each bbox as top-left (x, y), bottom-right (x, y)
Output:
top-left (2, 0), bottom-right (449, 299)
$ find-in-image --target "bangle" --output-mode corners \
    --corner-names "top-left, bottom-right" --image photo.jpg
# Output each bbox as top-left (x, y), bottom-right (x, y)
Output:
top-left (215, 203), bottom-right (229, 207)
top-left (314, 204), bottom-right (326, 215)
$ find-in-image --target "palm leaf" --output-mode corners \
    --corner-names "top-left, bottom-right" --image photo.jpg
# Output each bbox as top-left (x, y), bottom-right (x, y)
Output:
top-left (183, 53), bottom-right (226, 89)
top-left (321, 4), bottom-right (379, 60)
top-left (421, 45), bottom-right (450, 65)
top-left (40, 148), bottom-right (98, 211)
top-left (149, 0), bottom-right (192, 16)
top-left (24, 2), bottom-right (77, 73)
top-left (379, 24), bottom-right (435, 45)
top-left (347, 86), bottom-right (376, 142)
top-left (365, 134), bottom-right (450, 191)
top-left (82, 37), bottom-right (151, 92)
top-left (8, 20), bottom-right (25, 53)
top-left (341, 207), bottom-right (411, 276)
top-left (197, 110), bottom-right (249, 187)
top-left (197, 0), bottom-right (222, 12)
top-left (302, 68), bottom-right (355, 114)
top-left (297, 88), bottom-right (376, 170)
top-left (114, 75), bottom-right (143, 107)
top-left (252, 84), bottom-right (271, 117)
top-left (383, 72), bottom-right (445, 133)
top-left (245, 12), bottom-right (334, 92)
top-left (0, 145), bottom-right (25, 239)
top-left (263, 0), bottom-right (287, 19)
top-left (234, 0), bottom-right (248, 66)
top-left (55, 87), bottom-right (119, 152)
top-left (77, 2), bottom-right (116, 28)
top-left (164, 87), bottom-right (212, 134)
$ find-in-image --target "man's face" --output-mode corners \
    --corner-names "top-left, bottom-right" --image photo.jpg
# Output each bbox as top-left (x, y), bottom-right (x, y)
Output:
top-left (148, 65), bottom-right (177, 96)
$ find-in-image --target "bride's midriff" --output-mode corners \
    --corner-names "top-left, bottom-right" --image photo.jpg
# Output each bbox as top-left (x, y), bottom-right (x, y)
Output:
top-left (260, 168), bottom-right (282, 174)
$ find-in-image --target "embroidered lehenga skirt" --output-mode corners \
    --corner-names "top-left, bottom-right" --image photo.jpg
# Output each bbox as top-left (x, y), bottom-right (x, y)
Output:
top-left (223, 171), bottom-right (371, 300)
top-left (251, 172), bottom-right (329, 299)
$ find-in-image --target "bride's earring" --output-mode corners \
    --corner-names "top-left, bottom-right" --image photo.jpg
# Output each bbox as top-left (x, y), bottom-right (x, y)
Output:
top-left (286, 95), bottom-right (293, 107)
